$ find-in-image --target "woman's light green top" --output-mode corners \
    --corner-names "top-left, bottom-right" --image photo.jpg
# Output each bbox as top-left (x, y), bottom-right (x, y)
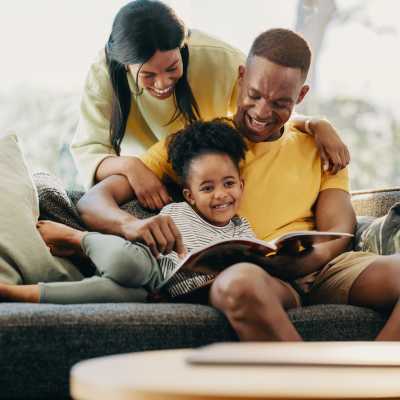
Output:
top-left (70, 29), bottom-right (245, 188)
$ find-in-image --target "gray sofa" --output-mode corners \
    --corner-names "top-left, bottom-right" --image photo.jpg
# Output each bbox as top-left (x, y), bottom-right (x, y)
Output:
top-left (1, 186), bottom-right (399, 400)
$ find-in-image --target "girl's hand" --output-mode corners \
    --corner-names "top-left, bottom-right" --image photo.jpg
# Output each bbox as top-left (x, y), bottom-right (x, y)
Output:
top-left (123, 157), bottom-right (172, 210)
top-left (309, 119), bottom-right (350, 175)
top-left (122, 215), bottom-right (187, 258)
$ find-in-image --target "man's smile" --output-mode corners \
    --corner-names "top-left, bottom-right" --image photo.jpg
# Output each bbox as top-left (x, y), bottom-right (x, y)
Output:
top-left (245, 113), bottom-right (275, 133)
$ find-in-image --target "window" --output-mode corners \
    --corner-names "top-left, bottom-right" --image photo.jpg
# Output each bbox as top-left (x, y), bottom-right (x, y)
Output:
top-left (0, 0), bottom-right (399, 190)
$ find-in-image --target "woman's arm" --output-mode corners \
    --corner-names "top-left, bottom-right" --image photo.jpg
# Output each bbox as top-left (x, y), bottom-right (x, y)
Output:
top-left (95, 155), bottom-right (171, 210)
top-left (70, 56), bottom-right (118, 189)
top-left (291, 116), bottom-right (350, 174)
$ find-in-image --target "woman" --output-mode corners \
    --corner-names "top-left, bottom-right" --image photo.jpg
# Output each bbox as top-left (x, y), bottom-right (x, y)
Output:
top-left (71, 0), bottom-right (349, 209)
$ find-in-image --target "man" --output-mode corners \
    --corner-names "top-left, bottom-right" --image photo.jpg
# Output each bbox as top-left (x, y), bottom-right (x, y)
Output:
top-left (78, 29), bottom-right (400, 341)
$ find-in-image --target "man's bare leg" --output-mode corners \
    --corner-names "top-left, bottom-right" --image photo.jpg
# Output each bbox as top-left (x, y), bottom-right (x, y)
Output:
top-left (349, 254), bottom-right (400, 340)
top-left (210, 262), bottom-right (302, 341)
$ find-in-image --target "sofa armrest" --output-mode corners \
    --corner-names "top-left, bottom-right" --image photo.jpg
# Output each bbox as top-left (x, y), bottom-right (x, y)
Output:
top-left (351, 187), bottom-right (400, 218)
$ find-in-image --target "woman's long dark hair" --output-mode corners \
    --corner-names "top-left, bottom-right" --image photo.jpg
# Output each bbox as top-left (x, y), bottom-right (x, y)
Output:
top-left (106, 0), bottom-right (200, 155)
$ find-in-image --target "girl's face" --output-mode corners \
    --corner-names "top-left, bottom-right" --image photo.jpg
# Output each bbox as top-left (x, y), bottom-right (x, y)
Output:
top-left (128, 48), bottom-right (183, 100)
top-left (183, 153), bottom-right (244, 227)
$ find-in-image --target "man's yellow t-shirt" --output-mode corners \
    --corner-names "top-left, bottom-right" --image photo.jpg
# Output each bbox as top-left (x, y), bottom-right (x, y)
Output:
top-left (140, 124), bottom-right (349, 241)
top-left (70, 30), bottom-right (245, 189)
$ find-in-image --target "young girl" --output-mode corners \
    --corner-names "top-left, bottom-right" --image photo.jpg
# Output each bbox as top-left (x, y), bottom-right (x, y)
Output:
top-left (0, 120), bottom-right (256, 303)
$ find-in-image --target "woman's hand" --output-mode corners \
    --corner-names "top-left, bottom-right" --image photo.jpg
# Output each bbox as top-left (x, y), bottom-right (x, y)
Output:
top-left (122, 157), bottom-right (172, 210)
top-left (308, 119), bottom-right (350, 174)
top-left (122, 215), bottom-right (187, 258)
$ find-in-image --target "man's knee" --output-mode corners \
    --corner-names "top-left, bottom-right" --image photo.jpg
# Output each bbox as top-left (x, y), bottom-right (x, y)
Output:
top-left (378, 258), bottom-right (400, 300)
top-left (351, 255), bottom-right (400, 308)
top-left (210, 262), bottom-right (273, 317)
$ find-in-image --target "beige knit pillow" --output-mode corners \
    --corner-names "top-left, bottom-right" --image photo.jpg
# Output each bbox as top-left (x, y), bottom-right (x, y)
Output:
top-left (0, 134), bottom-right (82, 284)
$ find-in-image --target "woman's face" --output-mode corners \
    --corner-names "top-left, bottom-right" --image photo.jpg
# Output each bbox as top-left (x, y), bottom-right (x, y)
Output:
top-left (128, 48), bottom-right (183, 100)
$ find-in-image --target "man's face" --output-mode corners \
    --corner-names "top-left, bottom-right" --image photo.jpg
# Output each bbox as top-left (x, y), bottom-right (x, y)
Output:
top-left (234, 56), bottom-right (309, 142)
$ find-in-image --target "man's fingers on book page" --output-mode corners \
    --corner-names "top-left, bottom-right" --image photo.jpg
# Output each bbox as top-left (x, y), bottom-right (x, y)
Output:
top-left (278, 239), bottom-right (313, 256)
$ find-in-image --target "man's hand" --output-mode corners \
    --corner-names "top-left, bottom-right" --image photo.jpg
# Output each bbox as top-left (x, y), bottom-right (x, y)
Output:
top-left (123, 157), bottom-right (172, 210)
top-left (256, 187), bottom-right (356, 280)
top-left (309, 119), bottom-right (350, 175)
top-left (121, 214), bottom-right (187, 258)
top-left (251, 246), bottom-right (315, 281)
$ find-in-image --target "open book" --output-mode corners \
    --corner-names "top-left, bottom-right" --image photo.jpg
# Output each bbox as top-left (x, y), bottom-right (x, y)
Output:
top-left (160, 230), bottom-right (353, 286)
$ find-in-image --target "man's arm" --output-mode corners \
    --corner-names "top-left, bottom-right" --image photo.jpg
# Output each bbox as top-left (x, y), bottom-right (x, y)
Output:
top-left (262, 188), bottom-right (356, 280)
top-left (77, 175), bottom-right (185, 257)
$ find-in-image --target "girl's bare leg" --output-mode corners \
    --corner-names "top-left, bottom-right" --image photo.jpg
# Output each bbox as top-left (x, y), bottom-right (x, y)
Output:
top-left (0, 221), bottom-right (88, 303)
top-left (0, 283), bottom-right (40, 303)
top-left (36, 220), bottom-right (86, 257)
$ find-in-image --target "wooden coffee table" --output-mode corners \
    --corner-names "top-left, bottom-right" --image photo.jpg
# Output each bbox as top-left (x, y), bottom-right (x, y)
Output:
top-left (70, 342), bottom-right (400, 400)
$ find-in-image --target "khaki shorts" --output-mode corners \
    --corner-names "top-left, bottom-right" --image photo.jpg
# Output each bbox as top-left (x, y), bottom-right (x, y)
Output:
top-left (289, 251), bottom-right (379, 306)
top-left (174, 251), bottom-right (379, 308)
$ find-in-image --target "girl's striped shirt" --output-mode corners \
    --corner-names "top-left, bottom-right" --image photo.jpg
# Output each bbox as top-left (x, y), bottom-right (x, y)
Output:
top-left (158, 202), bottom-right (256, 297)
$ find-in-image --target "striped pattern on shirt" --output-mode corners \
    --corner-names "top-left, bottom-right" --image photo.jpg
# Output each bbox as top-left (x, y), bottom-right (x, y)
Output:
top-left (158, 202), bottom-right (256, 298)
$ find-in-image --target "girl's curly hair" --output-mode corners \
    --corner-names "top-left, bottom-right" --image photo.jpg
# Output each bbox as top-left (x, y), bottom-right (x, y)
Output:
top-left (167, 118), bottom-right (247, 183)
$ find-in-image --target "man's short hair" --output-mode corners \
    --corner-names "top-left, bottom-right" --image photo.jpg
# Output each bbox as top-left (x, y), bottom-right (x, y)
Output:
top-left (248, 28), bottom-right (311, 79)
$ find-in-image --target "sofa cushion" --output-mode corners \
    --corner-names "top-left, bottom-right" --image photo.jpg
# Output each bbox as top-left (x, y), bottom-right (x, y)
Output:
top-left (0, 135), bottom-right (82, 284)
top-left (34, 172), bottom-right (156, 231)
top-left (34, 172), bottom-right (86, 230)
top-left (0, 302), bottom-right (386, 399)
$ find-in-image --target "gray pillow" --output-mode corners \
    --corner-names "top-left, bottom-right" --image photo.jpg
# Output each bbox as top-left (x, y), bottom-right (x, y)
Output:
top-left (34, 172), bottom-right (157, 230)
top-left (356, 202), bottom-right (400, 255)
